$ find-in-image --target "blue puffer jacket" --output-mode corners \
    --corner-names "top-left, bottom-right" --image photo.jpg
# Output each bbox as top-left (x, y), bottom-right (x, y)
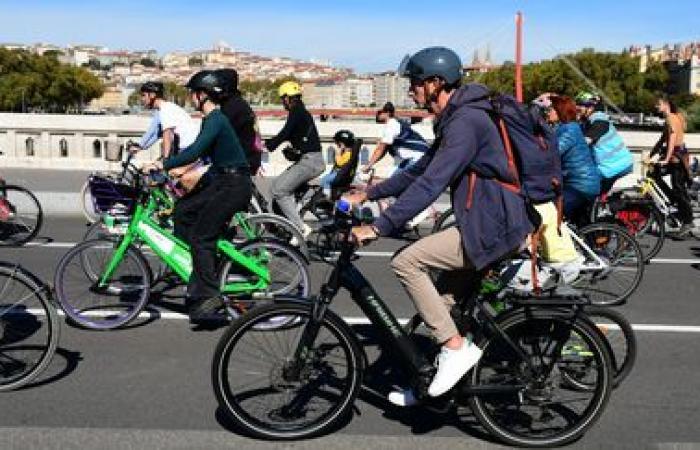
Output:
top-left (556, 122), bottom-right (601, 196)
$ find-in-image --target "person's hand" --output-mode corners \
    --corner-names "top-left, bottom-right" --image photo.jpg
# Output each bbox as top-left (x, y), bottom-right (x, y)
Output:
top-left (343, 190), bottom-right (367, 206)
top-left (361, 164), bottom-right (373, 174)
top-left (141, 160), bottom-right (163, 173)
top-left (351, 225), bottom-right (378, 246)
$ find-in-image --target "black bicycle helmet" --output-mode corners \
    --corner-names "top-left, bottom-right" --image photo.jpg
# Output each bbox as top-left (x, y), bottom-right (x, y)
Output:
top-left (140, 81), bottom-right (165, 97)
top-left (398, 47), bottom-right (463, 85)
top-left (215, 68), bottom-right (239, 96)
top-left (333, 129), bottom-right (355, 148)
top-left (186, 70), bottom-right (224, 101)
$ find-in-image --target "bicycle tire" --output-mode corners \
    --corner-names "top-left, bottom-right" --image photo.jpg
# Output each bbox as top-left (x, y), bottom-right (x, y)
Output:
top-left (54, 239), bottom-right (151, 330)
top-left (212, 301), bottom-right (363, 439)
top-left (242, 213), bottom-right (307, 257)
top-left (80, 180), bottom-right (100, 224)
top-left (468, 307), bottom-right (612, 447)
top-left (561, 306), bottom-right (636, 389)
top-left (0, 185), bottom-right (43, 246)
top-left (0, 263), bottom-right (60, 391)
top-left (573, 223), bottom-right (644, 305)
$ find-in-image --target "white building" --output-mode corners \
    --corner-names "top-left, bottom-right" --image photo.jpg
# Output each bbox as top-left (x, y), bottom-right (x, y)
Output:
top-left (372, 73), bottom-right (411, 108)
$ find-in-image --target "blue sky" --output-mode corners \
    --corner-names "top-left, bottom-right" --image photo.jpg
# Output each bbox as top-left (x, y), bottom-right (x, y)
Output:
top-left (2, 0), bottom-right (699, 72)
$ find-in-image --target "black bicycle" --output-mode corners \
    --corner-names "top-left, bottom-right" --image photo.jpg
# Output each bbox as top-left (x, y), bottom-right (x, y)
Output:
top-left (212, 206), bottom-right (614, 447)
top-left (0, 181), bottom-right (43, 247)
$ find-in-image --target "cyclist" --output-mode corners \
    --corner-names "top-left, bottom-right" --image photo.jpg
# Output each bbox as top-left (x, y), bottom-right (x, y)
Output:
top-left (129, 81), bottom-right (199, 159)
top-left (575, 91), bottom-right (633, 193)
top-left (144, 70), bottom-right (251, 323)
top-left (549, 95), bottom-right (601, 227)
top-left (216, 68), bottom-right (263, 175)
top-left (364, 102), bottom-right (429, 175)
top-left (320, 130), bottom-right (359, 197)
top-left (652, 95), bottom-right (695, 236)
top-left (346, 47), bottom-right (534, 405)
top-left (265, 81), bottom-right (325, 238)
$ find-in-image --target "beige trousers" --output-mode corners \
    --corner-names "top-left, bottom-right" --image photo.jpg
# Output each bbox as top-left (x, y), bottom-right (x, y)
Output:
top-left (390, 226), bottom-right (474, 343)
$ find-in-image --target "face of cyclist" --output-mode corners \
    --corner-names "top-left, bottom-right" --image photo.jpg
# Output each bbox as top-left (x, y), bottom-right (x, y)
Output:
top-left (140, 92), bottom-right (157, 109)
top-left (546, 107), bottom-right (559, 124)
top-left (408, 79), bottom-right (427, 109)
top-left (190, 90), bottom-right (207, 111)
top-left (656, 99), bottom-right (669, 115)
top-left (281, 96), bottom-right (291, 111)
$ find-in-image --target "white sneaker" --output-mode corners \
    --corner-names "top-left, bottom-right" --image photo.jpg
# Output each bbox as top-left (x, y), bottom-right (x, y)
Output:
top-left (547, 255), bottom-right (585, 284)
top-left (387, 388), bottom-right (418, 407)
top-left (428, 339), bottom-right (482, 397)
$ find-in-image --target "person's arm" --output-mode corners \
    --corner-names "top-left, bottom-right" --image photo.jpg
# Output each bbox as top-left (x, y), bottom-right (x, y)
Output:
top-left (163, 116), bottom-right (218, 170)
top-left (265, 108), bottom-right (302, 150)
top-left (161, 128), bottom-right (175, 158)
top-left (136, 112), bottom-right (160, 151)
top-left (365, 141), bottom-right (388, 169)
top-left (373, 114), bottom-right (478, 236)
top-left (366, 147), bottom-right (433, 201)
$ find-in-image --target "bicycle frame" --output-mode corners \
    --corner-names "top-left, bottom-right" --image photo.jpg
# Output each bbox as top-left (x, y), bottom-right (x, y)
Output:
top-left (98, 186), bottom-right (270, 294)
top-left (565, 223), bottom-right (608, 271)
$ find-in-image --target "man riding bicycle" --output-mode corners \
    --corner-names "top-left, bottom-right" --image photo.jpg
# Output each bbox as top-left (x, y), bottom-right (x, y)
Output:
top-left (129, 81), bottom-right (199, 159)
top-left (346, 47), bottom-right (534, 406)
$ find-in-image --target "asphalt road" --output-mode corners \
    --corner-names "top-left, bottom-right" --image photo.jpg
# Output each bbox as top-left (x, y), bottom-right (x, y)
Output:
top-left (1, 215), bottom-right (700, 449)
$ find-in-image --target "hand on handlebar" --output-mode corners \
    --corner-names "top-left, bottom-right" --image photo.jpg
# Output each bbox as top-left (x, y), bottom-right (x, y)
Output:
top-left (342, 190), bottom-right (368, 207)
top-left (351, 225), bottom-right (378, 247)
top-left (361, 164), bottom-right (374, 174)
top-left (140, 161), bottom-right (163, 174)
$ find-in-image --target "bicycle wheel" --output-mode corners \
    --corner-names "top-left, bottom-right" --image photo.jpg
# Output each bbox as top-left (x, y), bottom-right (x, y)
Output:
top-left (54, 239), bottom-right (151, 330)
top-left (572, 223), bottom-right (644, 305)
top-left (213, 302), bottom-right (363, 439)
top-left (239, 213), bottom-right (307, 256)
top-left (468, 308), bottom-right (612, 447)
top-left (561, 306), bottom-right (636, 390)
top-left (83, 219), bottom-right (165, 282)
top-left (0, 185), bottom-right (43, 246)
top-left (431, 207), bottom-right (455, 234)
top-left (0, 264), bottom-right (60, 391)
top-left (80, 181), bottom-right (100, 224)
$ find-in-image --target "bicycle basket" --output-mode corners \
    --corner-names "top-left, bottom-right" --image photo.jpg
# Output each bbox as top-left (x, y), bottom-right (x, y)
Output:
top-left (87, 175), bottom-right (138, 215)
top-left (104, 141), bottom-right (123, 162)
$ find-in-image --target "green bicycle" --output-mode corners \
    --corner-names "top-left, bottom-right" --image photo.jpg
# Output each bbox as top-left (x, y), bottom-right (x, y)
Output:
top-left (54, 172), bottom-right (310, 330)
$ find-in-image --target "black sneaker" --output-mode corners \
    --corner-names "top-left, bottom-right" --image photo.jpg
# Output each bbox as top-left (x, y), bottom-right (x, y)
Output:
top-left (188, 296), bottom-right (225, 325)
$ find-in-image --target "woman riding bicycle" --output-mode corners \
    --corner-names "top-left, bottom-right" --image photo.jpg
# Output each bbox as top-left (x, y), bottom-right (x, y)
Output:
top-left (144, 70), bottom-right (252, 323)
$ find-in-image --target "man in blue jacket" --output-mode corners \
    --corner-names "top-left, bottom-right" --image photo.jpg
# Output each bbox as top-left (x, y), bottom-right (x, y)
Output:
top-left (346, 47), bottom-right (534, 406)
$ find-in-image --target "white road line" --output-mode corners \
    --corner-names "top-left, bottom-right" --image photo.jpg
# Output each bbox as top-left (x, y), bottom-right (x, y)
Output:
top-left (20, 241), bottom-right (700, 265)
top-left (12, 308), bottom-right (700, 333)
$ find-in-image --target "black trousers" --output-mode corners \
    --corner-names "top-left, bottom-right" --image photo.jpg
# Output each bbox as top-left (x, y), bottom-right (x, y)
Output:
top-left (173, 172), bottom-right (252, 299)
top-left (652, 163), bottom-right (693, 225)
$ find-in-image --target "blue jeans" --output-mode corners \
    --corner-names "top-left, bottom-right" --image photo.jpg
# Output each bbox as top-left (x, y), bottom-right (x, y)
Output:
top-left (564, 187), bottom-right (596, 227)
top-left (600, 165), bottom-right (633, 194)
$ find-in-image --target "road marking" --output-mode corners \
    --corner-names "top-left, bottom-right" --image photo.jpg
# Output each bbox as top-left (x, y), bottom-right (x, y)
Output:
top-left (22, 241), bottom-right (700, 265)
top-left (16, 308), bottom-right (700, 333)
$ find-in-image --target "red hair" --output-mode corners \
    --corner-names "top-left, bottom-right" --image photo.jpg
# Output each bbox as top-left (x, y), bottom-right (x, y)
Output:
top-left (550, 95), bottom-right (578, 123)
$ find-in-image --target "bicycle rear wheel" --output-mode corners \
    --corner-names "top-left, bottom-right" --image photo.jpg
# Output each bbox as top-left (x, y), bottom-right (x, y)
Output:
top-left (561, 306), bottom-right (636, 389)
top-left (0, 264), bottom-right (60, 391)
top-left (572, 223), bottom-right (644, 305)
top-left (0, 185), bottom-right (43, 246)
top-left (431, 207), bottom-right (456, 234)
top-left (468, 308), bottom-right (612, 447)
top-left (212, 302), bottom-right (363, 439)
top-left (54, 239), bottom-right (151, 330)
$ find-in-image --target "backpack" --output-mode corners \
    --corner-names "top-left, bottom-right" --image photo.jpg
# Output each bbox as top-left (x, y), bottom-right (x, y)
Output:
top-left (466, 92), bottom-right (564, 294)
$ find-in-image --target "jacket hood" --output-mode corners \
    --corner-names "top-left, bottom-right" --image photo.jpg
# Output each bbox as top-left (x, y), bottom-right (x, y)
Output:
top-left (446, 83), bottom-right (492, 111)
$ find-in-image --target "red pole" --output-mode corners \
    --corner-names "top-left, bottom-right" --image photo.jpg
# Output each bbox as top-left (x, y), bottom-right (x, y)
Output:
top-left (515, 11), bottom-right (523, 102)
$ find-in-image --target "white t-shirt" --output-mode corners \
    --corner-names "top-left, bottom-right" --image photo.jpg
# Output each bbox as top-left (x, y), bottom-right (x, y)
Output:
top-left (380, 117), bottom-right (424, 162)
top-left (158, 101), bottom-right (199, 149)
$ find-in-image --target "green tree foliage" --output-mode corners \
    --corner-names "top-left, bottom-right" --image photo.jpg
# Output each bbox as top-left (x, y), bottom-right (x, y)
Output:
top-left (465, 49), bottom-right (678, 113)
top-left (0, 48), bottom-right (104, 112)
top-left (139, 58), bottom-right (156, 67)
top-left (239, 77), bottom-right (300, 105)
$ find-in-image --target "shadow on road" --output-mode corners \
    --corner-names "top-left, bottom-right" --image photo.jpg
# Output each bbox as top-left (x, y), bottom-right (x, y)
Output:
top-left (15, 347), bottom-right (82, 391)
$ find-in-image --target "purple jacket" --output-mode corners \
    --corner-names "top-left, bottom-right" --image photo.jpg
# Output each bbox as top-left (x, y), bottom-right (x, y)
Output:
top-left (368, 84), bottom-right (534, 270)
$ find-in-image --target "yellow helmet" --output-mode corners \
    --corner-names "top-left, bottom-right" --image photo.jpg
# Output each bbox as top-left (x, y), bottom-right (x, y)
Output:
top-left (278, 81), bottom-right (302, 98)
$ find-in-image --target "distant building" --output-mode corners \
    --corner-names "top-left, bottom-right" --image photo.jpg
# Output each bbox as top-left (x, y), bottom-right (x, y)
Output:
top-left (463, 46), bottom-right (498, 76)
top-left (88, 85), bottom-right (129, 111)
top-left (372, 73), bottom-right (411, 108)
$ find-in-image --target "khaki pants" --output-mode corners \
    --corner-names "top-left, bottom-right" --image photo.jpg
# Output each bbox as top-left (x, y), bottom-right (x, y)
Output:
top-left (391, 226), bottom-right (474, 343)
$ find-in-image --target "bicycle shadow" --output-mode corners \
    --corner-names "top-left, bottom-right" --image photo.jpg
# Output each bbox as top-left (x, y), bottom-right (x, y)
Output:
top-left (11, 347), bottom-right (82, 391)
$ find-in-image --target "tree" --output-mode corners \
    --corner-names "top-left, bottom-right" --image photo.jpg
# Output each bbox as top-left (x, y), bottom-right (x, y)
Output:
top-left (188, 57), bottom-right (203, 67)
top-left (140, 58), bottom-right (156, 67)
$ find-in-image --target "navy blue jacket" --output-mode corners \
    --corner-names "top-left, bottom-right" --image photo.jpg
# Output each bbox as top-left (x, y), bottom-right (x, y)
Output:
top-left (368, 84), bottom-right (534, 270)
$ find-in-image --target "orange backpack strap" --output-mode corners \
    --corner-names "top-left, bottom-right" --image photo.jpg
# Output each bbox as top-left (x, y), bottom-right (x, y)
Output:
top-left (530, 230), bottom-right (542, 295)
top-left (552, 177), bottom-right (563, 236)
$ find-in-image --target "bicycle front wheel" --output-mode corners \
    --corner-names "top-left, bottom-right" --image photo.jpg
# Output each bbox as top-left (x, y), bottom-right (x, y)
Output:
top-left (0, 185), bottom-right (43, 246)
top-left (54, 239), bottom-right (151, 330)
top-left (469, 308), bottom-right (612, 447)
top-left (0, 264), bottom-right (60, 391)
top-left (572, 223), bottom-right (644, 305)
top-left (213, 302), bottom-right (363, 439)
